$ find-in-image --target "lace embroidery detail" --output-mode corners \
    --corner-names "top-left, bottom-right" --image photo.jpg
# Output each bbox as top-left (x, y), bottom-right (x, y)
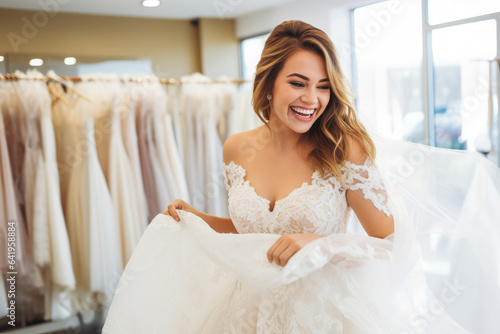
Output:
top-left (222, 159), bottom-right (391, 236)
top-left (340, 159), bottom-right (392, 217)
top-left (222, 161), bottom-right (349, 236)
top-left (226, 161), bottom-right (320, 213)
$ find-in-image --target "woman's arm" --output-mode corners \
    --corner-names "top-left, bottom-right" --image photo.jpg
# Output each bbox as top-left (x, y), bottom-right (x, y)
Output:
top-left (196, 212), bottom-right (239, 234)
top-left (163, 200), bottom-right (239, 234)
top-left (346, 190), bottom-right (394, 239)
top-left (344, 138), bottom-right (394, 239)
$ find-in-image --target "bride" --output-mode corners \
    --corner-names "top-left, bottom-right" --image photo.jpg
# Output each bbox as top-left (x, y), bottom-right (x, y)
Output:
top-left (102, 20), bottom-right (499, 333)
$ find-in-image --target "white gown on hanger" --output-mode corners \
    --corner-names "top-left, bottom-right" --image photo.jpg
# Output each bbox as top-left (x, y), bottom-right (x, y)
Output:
top-left (36, 73), bottom-right (76, 319)
top-left (162, 109), bottom-right (191, 203)
top-left (108, 91), bottom-right (145, 266)
top-left (151, 83), bottom-right (180, 202)
top-left (120, 84), bottom-right (149, 230)
top-left (166, 84), bottom-right (186, 166)
top-left (141, 90), bottom-right (170, 214)
top-left (194, 94), bottom-right (207, 211)
top-left (202, 86), bottom-right (228, 217)
top-left (181, 84), bottom-right (206, 211)
top-left (4, 77), bottom-right (46, 322)
top-left (101, 133), bottom-right (500, 333)
top-left (63, 89), bottom-right (123, 311)
top-left (8, 70), bottom-right (74, 321)
top-left (237, 82), bottom-right (261, 132)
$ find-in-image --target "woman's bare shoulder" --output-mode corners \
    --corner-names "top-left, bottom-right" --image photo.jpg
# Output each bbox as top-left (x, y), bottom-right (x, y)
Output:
top-left (223, 132), bottom-right (244, 165)
top-left (223, 126), bottom-right (267, 165)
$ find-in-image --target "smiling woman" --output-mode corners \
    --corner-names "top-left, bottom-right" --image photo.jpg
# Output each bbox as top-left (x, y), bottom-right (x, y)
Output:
top-left (273, 54), bottom-right (331, 125)
top-left (101, 19), bottom-right (499, 334)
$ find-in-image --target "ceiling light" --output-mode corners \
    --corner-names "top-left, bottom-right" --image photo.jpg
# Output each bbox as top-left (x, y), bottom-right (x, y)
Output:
top-left (64, 57), bottom-right (77, 65)
top-left (0, 56), bottom-right (4, 62)
top-left (142, 0), bottom-right (160, 7)
top-left (29, 58), bottom-right (43, 66)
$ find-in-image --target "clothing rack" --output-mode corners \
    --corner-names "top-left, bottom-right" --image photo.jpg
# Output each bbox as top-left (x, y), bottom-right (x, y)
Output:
top-left (0, 73), bottom-right (248, 85)
top-left (0, 72), bottom-right (249, 105)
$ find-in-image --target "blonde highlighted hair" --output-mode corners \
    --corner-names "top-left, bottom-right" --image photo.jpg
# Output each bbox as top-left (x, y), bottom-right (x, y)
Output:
top-left (252, 19), bottom-right (376, 183)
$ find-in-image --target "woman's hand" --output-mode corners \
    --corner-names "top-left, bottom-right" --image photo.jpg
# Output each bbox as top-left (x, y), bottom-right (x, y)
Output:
top-left (267, 234), bottom-right (325, 266)
top-left (162, 199), bottom-right (198, 221)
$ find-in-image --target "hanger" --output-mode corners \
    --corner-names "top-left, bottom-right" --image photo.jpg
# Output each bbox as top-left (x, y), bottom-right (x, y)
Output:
top-left (68, 85), bottom-right (92, 102)
top-left (48, 74), bottom-right (92, 103)
top-left (47, 80), bottom-right (69, 106)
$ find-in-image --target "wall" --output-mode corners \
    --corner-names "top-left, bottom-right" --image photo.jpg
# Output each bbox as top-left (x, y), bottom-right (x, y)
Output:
top-left (199, 18), bottom-right (240, 79)
top-left (0, 8), bottom-right (240, 78)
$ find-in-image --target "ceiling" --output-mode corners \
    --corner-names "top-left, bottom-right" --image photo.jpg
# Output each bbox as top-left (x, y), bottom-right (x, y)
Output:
top-left (0, 0), bottom-right (297, 19)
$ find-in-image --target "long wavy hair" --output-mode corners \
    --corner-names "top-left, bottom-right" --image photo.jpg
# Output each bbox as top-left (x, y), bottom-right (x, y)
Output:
top-left (253, 20), bottom-right (375, 183)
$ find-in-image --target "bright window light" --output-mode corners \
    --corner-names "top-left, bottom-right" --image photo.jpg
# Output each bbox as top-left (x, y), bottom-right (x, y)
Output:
top-left (0, 56), bottom-right (4, 62)
top-left (64, 57), bottom-right (77, 65)
top-left (142, 0), bottom-right (160, 7)
top-left (29, 58), bottom-right (43, 66)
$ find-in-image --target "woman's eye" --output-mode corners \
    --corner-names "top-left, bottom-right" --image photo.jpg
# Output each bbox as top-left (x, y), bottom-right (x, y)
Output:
top-left (289, 82), bottom-right (330, 90)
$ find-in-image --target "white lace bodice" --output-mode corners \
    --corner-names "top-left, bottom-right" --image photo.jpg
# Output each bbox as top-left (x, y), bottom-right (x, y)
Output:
top-left (222, 159), bottom-right (391, 236)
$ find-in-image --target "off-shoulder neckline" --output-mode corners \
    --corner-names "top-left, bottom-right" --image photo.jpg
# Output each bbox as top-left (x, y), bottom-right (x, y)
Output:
top-left (223, 160), bottom-right (321, 214)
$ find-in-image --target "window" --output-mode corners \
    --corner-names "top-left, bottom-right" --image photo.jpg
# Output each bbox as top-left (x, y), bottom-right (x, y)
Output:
top-left (353, 0), bottom-right (425, 143)
top-left (428, 0), bottom-right (500, 25)
top-left (352, 0), bottom-right (500, 164)
top-left (432, 20), bottom-right (497, 149)
top-left (240, 33), bottom-right (270, 81)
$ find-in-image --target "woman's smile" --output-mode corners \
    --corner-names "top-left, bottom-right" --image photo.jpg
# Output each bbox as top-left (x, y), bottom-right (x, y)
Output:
top-left (289, 106), bottom-right (316, 122)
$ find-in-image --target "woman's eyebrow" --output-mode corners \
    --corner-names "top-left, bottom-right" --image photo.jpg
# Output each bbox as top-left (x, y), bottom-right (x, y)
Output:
top-left (287, 73), bottom-right (329, 82)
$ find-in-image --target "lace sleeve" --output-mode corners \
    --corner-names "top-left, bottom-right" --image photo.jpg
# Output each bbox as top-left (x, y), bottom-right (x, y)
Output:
top-left (222, 164), bottom-right (231, 191)
top-left (341, 159), bottom-right (392, 217)
top-left (222, 161), bottom-right (245, 192)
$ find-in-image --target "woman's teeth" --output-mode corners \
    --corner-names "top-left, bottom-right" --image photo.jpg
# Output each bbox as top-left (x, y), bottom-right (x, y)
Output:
top-left (291, 106), bottom-right (314, 118)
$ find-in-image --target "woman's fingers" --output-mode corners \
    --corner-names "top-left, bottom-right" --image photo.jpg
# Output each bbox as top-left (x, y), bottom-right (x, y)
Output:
top-left (172, 201), bottom-right (182, 221)
top-left (163, 200), bottom-right (182, 221)
top-left (268, 237), bottom-right (293, 265)
top-left (170, 203), bottom-right (180, 221)
top-left (277, 247), bottom-right (297, 267)
top-left (272, 242), bottom-right (290, 266)
top-left (267, 237), bottom-right (282, 263)
top-left (267, 235), bottom-right (303, 266)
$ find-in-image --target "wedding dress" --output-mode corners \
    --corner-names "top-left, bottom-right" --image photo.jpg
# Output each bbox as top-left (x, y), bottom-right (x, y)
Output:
top-left (27, 73), bottom-right (75, 320)
top-left (2, 70), bottom-right (74, 322)
top-left (180, 81), bottom-right (206, 212)
top-left (61, 79), bottom-right (123, 312)
top-left (120, 84), bottom-right (149, 230)
top-left (136, 89), bottom-right (161, 222)
top-left (108, 90), bottom-right (145, 266)
top-left (166, 84), bottom-right (186, 167)
top-left (151, 83), bottom-right (181, 203)
top-left (202, 85), bottom-right (228, 217)
top-left (102, 132), bottom-right (500, 333)
top-left (162, 107), bottom-right (191, 203)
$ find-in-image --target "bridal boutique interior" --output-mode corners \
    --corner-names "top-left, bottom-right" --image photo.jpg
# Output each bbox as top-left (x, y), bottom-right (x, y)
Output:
top-left (0, 0), bottom-right (499, 333)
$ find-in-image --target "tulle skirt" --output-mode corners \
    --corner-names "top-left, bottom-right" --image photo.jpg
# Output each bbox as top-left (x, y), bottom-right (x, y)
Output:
top-left (101, 210), bottom-right (469, 333)
top-left (102, 134), bottom-right (500, 334)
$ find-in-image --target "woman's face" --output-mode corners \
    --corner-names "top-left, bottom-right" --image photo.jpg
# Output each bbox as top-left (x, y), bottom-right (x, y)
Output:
top-left (270, 49), bottom-right (331, 133)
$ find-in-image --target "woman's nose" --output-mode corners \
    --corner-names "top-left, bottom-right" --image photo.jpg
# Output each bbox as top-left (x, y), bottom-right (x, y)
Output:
top-left (300, 87), bottom-right (318, 105)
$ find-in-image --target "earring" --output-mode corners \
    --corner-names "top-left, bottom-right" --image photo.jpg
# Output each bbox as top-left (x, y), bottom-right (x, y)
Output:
top-left (267, 93), bottom-right (272, 101)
